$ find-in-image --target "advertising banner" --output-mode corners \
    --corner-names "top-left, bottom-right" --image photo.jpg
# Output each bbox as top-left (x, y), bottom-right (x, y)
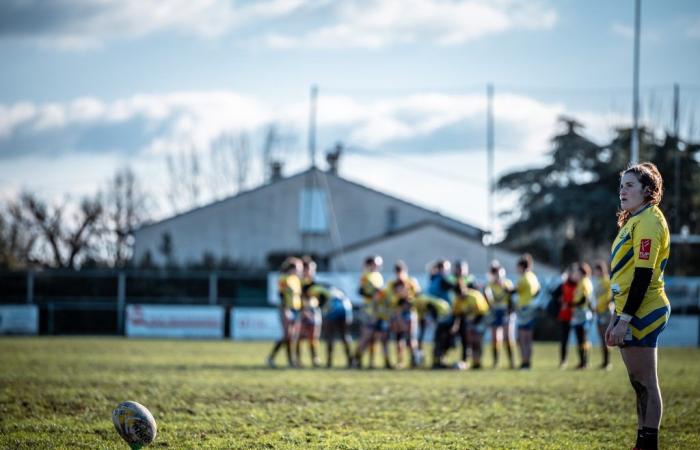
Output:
top-left (230, 307), bottom-right (282, 340)
top-left (0, 305), bottom-right (39, 335)
top-left (126, 305), bottom-right (224, 338)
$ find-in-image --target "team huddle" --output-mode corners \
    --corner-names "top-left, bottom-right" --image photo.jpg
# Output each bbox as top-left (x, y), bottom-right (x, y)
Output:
top-left (267, 253), bottom-right (542, 370)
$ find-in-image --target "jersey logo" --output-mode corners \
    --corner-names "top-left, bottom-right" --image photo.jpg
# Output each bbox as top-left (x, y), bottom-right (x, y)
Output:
top-left (639, 239), bottom-right (651, 260)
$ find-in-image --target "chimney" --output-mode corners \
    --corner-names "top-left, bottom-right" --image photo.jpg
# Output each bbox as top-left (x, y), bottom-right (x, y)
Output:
top-left (270, 161), bottom-right (283, 183)
top-left (326, 142), bottom-right (343, 175)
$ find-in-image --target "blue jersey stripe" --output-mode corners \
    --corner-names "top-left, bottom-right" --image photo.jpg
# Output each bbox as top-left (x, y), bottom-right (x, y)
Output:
top-left (611, 249), bottom-right (634, 277)
top-left (610, 234), bottom-right (631, 264)
top-left (631, 305), bottom-right (671, 330)
top-left (660, 258), bottom-right (668, 272)
top-left (630, 203), bottom-right (652, 217)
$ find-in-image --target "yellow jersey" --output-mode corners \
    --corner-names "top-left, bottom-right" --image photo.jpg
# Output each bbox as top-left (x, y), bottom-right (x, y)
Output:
top-left (515, 271), bottom-right (540, 309)
top-left (414, 295), bottom-right (451, 321)
top-left (485, 279), bottom-right (513, 310)
top-left (359, 270), bottom-right (384, 315)
top-left (386, 276), bottom-right (421, 310)
top-left (453, 288), bottom-right (489, 319)
top-left (573, 276), bottom-right (593, 308)
top-left (610, 204), bottom-right (670, 316)
top-left (373, 288), bottom-right (394, 320)
top-left (594, 275), bottom-right (613, 314)
top-left (279, 274), bottom-right (302, 310)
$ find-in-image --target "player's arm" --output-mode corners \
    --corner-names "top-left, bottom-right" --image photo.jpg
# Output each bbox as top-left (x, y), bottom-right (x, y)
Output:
top-left (621, 220), bottom-right (663, 318)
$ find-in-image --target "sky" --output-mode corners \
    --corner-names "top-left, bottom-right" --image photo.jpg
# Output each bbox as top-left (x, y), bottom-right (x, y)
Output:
top-left (1, 0), bottom-right (699, 238)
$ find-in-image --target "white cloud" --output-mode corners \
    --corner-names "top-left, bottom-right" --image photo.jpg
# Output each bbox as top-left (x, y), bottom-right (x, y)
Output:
top-left (2, 0), bottom-right (555, 50)
top-left (263, 0), bottom-right (556, 49)
top-left (687, 17), bottom-right (700, 39)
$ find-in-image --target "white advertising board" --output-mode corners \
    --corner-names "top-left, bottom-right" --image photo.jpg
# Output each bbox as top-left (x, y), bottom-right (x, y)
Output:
top-left (230, 307), bottom-right (282, 340)
top-left (0, 305), bottom-right (39, 335)
top-left (126, 305), bottom-right (224, 338)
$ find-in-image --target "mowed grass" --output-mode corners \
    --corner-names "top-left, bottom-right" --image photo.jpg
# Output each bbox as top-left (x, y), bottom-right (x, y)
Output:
top-left (1, 338), bottom-right (699, 449)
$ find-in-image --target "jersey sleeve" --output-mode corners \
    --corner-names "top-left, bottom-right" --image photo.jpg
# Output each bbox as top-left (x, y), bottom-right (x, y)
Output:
top-left (633, 216), bottom-right (663, 269)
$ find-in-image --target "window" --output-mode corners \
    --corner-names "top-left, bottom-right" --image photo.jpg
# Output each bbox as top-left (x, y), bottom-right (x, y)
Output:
top-left (299, 189), bottom-right (329, 233)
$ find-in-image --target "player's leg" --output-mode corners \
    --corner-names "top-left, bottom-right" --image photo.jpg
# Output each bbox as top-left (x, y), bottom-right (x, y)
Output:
top-left (559, 321), bottom-right (570, 368)
top-left (621, 346), bottom-right (662, 450)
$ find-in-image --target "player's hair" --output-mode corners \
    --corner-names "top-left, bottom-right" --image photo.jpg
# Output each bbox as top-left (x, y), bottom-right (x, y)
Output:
top-left (301, 255), bottom-right (316, 269)
top-left (617, 162), bottom-right (664, 228)
top-left (364, 255), bottom-right (382, 267)
top-left (578, 262), bottom-right (591, 277)
top-left (281, 256), bottom-right (301, 272)
top-left (394, 260), bottom-right (407, 273)
top-left (593, 260), bottom-right (609, 276)
top-left (517, 253), bottom-right (533, 270)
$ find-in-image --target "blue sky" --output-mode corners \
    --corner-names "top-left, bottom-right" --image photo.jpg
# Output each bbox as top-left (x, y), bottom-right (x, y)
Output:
top-left (1, 0), bottom-right (699, 233)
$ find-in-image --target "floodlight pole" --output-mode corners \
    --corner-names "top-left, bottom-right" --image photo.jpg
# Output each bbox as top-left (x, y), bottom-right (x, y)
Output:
top-left (486, 83), bottom-right (495, 264)
top-left (631, 0), bottom-right (641, 164)
top-left (308, 84), bottom-right (318, 168)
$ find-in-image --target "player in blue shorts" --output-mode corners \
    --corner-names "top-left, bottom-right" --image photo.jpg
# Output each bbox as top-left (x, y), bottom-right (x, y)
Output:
top-left (317, 285), bottom-right (354, 368)
top-left (606, 163), bottom-right (670, 450)
top-left (514, 253), bottom-right (540, 369)
top-left (484, 262), bottom-right (515, 369)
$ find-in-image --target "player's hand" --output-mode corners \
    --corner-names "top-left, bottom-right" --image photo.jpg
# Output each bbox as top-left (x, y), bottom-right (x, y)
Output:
top-left (604, 321), bottom-right (614, 346)
top-left (609, 319), bottom-right (629, 346)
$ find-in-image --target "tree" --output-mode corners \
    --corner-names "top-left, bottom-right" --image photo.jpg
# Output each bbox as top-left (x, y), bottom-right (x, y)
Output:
top-left (101, 167), bottom-right (150, 267)
top-left (0, 201), bottom-right (39, 269)
top-left (10, 192), bottom-right (103, 268)
top-left (496, 116), bottom-right (700, 273)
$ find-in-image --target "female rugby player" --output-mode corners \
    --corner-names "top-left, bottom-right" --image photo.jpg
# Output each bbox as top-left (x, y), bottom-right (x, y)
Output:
top-left (514, 253), bottom-right (540, 370)
top-left (267, 257), bottom-right (303, 368)
top-left (484, 263), bottom-right (515, 369)
top-left (606, 162), bottom-right (670, 450)
top-left (570, 262), bottom-right (593, 369)
top-left (593, 260), bottom-right (613, 370)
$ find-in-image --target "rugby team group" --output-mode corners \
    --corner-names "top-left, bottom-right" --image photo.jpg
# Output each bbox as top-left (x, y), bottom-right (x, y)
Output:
top-left (266, 253), bottom-right (614, 371)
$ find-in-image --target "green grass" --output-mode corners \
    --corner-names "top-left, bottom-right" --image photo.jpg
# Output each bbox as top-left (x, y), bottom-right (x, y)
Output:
top-left (1, 338), bottom-right (699, 449)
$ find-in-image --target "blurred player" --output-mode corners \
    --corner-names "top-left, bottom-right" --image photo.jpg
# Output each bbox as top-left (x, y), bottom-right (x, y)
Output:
top-left (462, 282), bottom-right (490, 369)
top-left (514, 253), bottom-right (540, 370)
top-left (299, 257), bottom-right (322, 367)
top-left (593, 260), bottom-right (613, 370)
top-left (570, 262), bottom-right (593, 369)
top-left (556, 265), bottom-right (578, 369)
top-left (449, 260), bottom-right (473, 367)
top-left (352, 255), bottom-right (385, 368)
top-left (307, 282), bottom-right (353, 368)
top-left (606, 163), bottom-right (670, 450)
top-left (386, 261), bottom-right (421, 368)
top-left (414, 294), bottom-right (451, 367)
top-left (484, 262), bottom-right (515, 369)
top-left (267, 257), bottom-right (302, 368)
top-left (422, 260), bottom-right (453, 350)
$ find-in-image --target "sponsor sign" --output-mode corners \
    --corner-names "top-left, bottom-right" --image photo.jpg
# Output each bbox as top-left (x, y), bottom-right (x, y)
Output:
top-left (126, 305), bottom-right (224, 338)
top-left (0, 305), bottom-right (39, 335)
top-left (230, 308), bottom-right (282, 340)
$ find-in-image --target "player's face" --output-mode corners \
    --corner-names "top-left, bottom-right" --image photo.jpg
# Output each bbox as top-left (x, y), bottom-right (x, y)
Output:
top-left (619, 172), bottom-right (647, 212)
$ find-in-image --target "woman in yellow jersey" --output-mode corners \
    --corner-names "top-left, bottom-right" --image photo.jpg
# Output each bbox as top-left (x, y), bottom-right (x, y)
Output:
top-left (267, 257), bottom-right (302, 368)
top-left (593, 260), bottom-right (613, 369)
top-left (514, 253), bottom-right (540, 370)
top-left (299, 257), bottom-right (322, 367)
top-left (387, 261), bottom-right (422, 368)
top-left (484, 263), bottom-right (515, 369)
top-left (606, 162), bottom-right (670, 450)
top-left (450, 260), bottom-right (473, 367)
top-left (352, 255), bottom-right (384, 369)
top-left (463, 285), bottom-right (490, 369)
top-left (570, 262), bottom-right (593, 369)
top-left (413, 294), bottom-right (451, 368)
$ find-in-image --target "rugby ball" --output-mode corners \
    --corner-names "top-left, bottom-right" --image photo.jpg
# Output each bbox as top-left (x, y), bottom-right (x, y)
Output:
top-left (112, 401), bottom-right (157, 448)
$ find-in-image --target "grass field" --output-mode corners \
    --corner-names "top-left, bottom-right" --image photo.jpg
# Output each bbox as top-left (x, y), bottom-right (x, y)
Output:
top-left (1, 338), bottom-right (699, 449)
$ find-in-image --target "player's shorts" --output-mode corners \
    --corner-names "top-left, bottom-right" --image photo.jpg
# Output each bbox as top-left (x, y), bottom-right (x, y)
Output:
top-left (489, 308), bottom-right (508, 327)
top-left (597, 310), bottom-right (613, 327)
top-left (615, 305), bottom-right (670, 348)
top-left (324, 297), bottom-right (353, 325)
top-left (516, 305), bottom-right (536, 330)
top-left (470, 315), bottom-right (487, 335)
top-left (373, 319), bottom-right (390, 333)
top-left (571, 308), bottom-right (592, 328)
top-left (281, 308), bottom-right (300, 326)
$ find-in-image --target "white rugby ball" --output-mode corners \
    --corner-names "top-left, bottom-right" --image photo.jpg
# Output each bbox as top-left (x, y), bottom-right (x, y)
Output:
top-left (112, 401), bottom-right (157, 448)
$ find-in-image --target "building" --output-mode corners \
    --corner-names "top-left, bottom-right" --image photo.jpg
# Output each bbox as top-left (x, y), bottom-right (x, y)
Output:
top-left (133, 167), bottom-right (558, 278)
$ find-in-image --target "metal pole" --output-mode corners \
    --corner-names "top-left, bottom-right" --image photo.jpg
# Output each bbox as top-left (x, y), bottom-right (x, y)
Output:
top-left (26, 270), bottom-right (34, 304)
top-left (631, 0), bottom-right (641, 164)
top-left (117, 272), bottom-right (126, 335)
top-left (486, 83), bottom-right (495, 265)
top-left (673, 83), bottom-right (680, 232)
top-left (308, 84), bottom-right (318, 168)
top-left (209, 272), bottom-right (218, 305)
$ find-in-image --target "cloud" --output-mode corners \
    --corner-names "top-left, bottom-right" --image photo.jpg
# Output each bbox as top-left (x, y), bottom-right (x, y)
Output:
top-left (0, 0), bottom-right (312, 49)
top-left (263, 0), bottom-right (557, 49)
top-left (0, 0), bottom-right (555, 50)
top-left (687, 17), bottom-right (700, 39)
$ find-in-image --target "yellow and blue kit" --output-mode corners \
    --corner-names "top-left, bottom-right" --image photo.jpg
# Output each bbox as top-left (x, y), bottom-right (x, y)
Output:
top-left (571, 275), bottom-right (593, 327)
top-left (515, 271), bottom-right (540, 330)
top-left (359, 270), bottom-right (384, 322)
top-left (415, 295), bottom-right (451, 323)
top-left (594, 274), bottom-right (613, 326)
top-left (485, 279), bottom-right (513, 327)
top-left (610, 204), bottom-right (671, 347)
top-left (278, 273), bottom-right (302, 322)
